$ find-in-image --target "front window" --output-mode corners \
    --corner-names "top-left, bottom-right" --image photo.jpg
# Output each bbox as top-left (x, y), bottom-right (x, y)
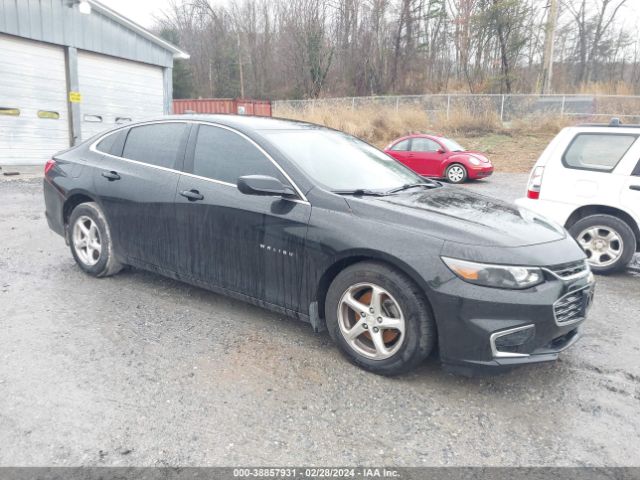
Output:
top-left (439, 137), bottom-right (465, 152)
top-left (262, 129), bottom-right (425, 191)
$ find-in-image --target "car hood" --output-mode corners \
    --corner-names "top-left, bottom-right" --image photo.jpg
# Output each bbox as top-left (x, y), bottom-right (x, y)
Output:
top-left (346, 186), bottom-right (566, 248)
top-left (457, 151), bottom-right (490, 163)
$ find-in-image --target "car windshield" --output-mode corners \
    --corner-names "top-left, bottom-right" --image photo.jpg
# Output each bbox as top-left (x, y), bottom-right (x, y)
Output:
top-left (439, 137), bottom-right (465, 152)
top-left (262, 129), bottom-right (426, 192)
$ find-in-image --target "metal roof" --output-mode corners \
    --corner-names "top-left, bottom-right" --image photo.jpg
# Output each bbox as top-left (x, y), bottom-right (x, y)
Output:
top-left (0, 0), bottom-right (188, 68)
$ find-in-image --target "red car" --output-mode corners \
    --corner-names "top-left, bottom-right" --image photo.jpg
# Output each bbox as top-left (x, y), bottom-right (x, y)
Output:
top-left (384, 134), bottom-right (493, 183)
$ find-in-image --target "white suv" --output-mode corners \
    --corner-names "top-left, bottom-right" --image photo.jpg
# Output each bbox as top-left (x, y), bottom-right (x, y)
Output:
top-left (517, 119), bottom-right (640, 274)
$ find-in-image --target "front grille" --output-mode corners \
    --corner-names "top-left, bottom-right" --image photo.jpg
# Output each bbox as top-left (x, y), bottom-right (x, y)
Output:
top-left (548, 260), bottom-right (588, 279)
top-left (553, 287), bottom-right (590, 324)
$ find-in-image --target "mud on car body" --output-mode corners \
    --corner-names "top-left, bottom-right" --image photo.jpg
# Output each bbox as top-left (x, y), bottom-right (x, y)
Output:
top-left (44, 115), bottom-right (595, 376)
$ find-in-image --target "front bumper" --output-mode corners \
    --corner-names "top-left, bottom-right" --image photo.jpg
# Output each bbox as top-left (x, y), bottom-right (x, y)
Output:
top-left (468, 165), bottom-right (494, 179)
top-left (430, 266), bottom-right (594, 376)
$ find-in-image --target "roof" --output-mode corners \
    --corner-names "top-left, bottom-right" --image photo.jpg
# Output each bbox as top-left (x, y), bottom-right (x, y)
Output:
top-left (171, 114), bottom-right (319, 130)
top-left (0, 0), bottom-right (188, 68)
top-left (89, 1), bottom-right (189, 60)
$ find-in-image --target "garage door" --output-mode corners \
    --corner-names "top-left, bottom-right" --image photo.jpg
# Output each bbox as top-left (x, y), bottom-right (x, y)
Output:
top-left (77, 52), bottom-right (164, 140)
top-left (0, 34), bottom-right (69, 166)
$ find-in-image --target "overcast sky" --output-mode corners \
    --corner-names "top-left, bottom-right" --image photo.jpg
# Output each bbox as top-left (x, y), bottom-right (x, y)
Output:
top-left (99, 0), bottom-right (640, 30)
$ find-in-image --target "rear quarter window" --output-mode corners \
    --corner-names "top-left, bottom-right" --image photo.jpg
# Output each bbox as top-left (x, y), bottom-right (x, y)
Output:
top-left (96, 129), bottom-right (127, 156)
top-left (562, 133), bottom-right (637, 172)
top-left (390, 139), bottom-right (410, 151)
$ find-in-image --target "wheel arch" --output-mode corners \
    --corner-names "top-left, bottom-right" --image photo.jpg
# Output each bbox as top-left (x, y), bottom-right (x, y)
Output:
top-left (565, 204), bottom-right (640, 250)
top-left (314, 250), bottom-right (436, 324)
top-left (63, 190), bottom-right (99, 227)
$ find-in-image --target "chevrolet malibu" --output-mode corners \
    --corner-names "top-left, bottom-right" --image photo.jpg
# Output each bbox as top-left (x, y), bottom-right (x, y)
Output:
top-left (44, 116), bottom-right (595, 376)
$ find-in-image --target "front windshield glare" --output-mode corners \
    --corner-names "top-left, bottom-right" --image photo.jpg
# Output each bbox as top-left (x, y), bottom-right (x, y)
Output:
top-left (263, 129), bottom-right (424, 191)
top-left (440, 138), bottom-right (465, 152)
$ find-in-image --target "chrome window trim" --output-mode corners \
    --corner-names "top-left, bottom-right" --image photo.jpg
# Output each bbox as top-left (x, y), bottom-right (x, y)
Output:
top-left (89, 119), bottom-right (310, 205)
top-left (489, 324), bottom-right (534, 358)
top-left (552, 284), bottom-right (592, 326)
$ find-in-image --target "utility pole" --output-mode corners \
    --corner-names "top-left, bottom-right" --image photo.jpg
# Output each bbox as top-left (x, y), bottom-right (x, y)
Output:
top-left (236, 30), bottom-right (245, 98)
top-left (540, 0), bottom-right (559, 94)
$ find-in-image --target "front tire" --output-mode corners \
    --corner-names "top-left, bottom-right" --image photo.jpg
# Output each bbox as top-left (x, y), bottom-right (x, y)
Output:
top-left (445, 163), bottom-right (468, 184)
top-left (325, 261), bottom-right (436, 376)
top-left (68, 202), bottom-right (122, 277)
top-left (568, 214), bottom-right (636, 274)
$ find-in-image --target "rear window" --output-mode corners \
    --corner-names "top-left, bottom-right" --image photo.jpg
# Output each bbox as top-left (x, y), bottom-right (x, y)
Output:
top-left (122, 123), bottom-right (187, 169)
top-left (563, 133), bottom-right (637, 172)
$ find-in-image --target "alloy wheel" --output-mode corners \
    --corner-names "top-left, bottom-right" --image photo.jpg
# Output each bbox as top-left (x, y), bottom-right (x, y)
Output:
top-left (577, 225), bottom-right (623, 267)
top-left (337, 283), bottom-right (405, 360)
top-left (72, 215), bottom-right (102, 266)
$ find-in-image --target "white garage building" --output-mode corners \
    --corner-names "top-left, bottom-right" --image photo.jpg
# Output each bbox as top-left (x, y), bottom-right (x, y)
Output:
top-left (0, 0), bottom-right (188, 165)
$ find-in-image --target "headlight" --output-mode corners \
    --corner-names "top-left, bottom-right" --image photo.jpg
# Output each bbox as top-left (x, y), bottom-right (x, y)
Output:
top-left (469, 157), bottom-right (480, 166)
top-left (441, 257), bottom-right (544, 290)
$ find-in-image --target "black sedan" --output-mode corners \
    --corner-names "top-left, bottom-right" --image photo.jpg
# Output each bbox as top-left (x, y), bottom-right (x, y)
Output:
top-left (43, 115), bottom-right (595, 376)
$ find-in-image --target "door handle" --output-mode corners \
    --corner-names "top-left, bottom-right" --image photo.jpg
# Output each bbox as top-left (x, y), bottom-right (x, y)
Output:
top-left (630, 185), bottom-right (640, 191)
top-left (101, 171), bottom-right (120, 181)
top-left (180, 189), bottom-right (204, 201)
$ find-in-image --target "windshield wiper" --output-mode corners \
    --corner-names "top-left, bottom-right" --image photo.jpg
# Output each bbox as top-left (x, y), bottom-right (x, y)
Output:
top-left (385, 182), bottom-right (440, 194)
top-left (332, 189), bottom-right (387, 197)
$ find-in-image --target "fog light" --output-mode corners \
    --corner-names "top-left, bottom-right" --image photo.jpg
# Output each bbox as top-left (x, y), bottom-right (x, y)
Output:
top-left (490, 325), bottom-right (535, 358)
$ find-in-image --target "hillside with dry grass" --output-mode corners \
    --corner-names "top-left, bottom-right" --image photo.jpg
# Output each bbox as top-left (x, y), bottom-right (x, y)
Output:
top-left (273, 105), bottom-right (572, 174)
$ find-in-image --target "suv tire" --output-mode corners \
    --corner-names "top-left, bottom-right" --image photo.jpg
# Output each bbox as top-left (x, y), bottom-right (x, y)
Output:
top-left (568, 214), bottom-right (636, 274)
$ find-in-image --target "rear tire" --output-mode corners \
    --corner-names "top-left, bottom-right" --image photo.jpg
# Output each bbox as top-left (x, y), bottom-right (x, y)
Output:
top-left (68, 202), bottom-right (122, 277)
top-left (568, 214), bottom-right (636, 274)
top-left (445, 163), bottom-right (468, 184)
top-left (325, 261), bottom-right (436, 376)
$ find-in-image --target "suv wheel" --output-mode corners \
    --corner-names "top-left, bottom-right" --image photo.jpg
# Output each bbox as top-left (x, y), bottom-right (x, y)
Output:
top-left (445, 163), bottom-right (467, 184)
top-left (568, 214), bottom-right (636, 274)
top-left (69, 202), bottom-right (122, 277)
top-left (325, 261), bottom-right (436, 376)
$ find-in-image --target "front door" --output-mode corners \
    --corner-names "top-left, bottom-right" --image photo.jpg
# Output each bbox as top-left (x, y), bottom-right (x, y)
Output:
top-left (410, 137), bottom-right (444, 177)
top-left (174, 123), bottom-right (311, 312)
top-left (93, 122), bottom-right (189, 271)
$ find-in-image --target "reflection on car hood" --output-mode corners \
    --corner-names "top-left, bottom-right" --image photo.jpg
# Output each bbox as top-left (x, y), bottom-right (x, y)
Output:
top-left (347, 187), bottom-right (566, 247)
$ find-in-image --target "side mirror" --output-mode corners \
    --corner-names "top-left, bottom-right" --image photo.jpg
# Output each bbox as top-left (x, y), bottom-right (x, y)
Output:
top-left (437, 149), bottom-right (446, 154)
top-left (237, 175), bottom-right (296, 197)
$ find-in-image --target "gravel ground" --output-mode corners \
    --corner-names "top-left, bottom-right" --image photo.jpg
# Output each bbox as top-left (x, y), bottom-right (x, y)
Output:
top-left (0, 173), bottom-right (639, 467)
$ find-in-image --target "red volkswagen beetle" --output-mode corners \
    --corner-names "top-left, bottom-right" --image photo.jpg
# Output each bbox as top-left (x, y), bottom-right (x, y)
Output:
top-left (384, 134), bottom-right (493, 183)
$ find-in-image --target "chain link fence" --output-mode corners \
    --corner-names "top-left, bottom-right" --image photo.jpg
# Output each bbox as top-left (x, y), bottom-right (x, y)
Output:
top-left (274, 94), bottom-right (640, 124)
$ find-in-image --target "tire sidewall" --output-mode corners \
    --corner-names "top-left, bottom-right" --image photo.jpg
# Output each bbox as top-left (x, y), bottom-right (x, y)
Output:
top-left (68, 202), bottom-right (116, 277)
top-left (325, 262), bottom-right (435, 375)
top-left (446, 163), bottom-right (468, 184)
top-left (568, 214), bottom-right (636, 274)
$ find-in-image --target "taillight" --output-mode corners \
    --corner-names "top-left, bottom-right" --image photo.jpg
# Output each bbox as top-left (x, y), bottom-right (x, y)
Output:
top-left (526, 166), bottom-right (544, 199)
top-left (44, 159), bottom-right (56, 175)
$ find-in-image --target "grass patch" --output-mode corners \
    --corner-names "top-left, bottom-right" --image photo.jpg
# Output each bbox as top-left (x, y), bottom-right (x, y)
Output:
top-left (274, 104), bottom-right (569, 173)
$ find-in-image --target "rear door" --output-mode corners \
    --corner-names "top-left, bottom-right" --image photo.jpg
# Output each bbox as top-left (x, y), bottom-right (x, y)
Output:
top-left (93, 121), bottom-right (189, 272)
top-left (548, 131), bottom-right (640, 211)
top-left (409, 137), bottom-right (444, 176)
top-left (175, 123), bottom-right (311, 312)
top-left (621, 155), bottom-right (640, 224)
